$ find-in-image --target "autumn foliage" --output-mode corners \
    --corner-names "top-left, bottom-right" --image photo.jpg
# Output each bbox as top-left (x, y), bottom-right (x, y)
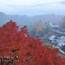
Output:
top-left (0, 20), bottom-right (65, 65)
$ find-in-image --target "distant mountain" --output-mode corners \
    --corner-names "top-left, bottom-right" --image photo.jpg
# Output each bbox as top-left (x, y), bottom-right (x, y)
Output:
top-left (31, 14), bottom-right (64, 24)
top-left (0, 12), bottom-right (64, 27)
top-left (0, 12), bottom-right (31, 27)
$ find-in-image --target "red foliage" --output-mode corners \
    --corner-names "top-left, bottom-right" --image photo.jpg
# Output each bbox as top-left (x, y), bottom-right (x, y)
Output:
top-left (0, 20), bottom-right (65, 65)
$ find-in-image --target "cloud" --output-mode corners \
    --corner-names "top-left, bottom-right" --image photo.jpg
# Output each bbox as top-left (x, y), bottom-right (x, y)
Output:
top-left (60, 1), bottom-right (65, 5)
top-left (0, 0), bottom-right (65, 15)
top-left (0, 0), bottom-right (62, 6)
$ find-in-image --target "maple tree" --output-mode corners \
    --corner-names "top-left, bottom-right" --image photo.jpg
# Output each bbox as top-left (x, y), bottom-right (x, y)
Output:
top-left (31, 21), bottom-right (45, 36)
top-left (0, 20), bottom-right (65, 65)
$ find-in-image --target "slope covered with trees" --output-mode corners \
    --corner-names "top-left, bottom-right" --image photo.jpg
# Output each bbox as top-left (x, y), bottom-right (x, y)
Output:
top-left (0, 20), bottom-right (65, 65)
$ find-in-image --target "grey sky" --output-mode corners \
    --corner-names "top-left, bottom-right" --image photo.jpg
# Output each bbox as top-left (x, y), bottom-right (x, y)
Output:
top-left (0, 0), bottom-right (65, 16)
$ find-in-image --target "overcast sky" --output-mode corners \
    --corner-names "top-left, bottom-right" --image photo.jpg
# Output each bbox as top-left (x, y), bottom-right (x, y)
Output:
top-left (0, 0), bottom-right (65, 16)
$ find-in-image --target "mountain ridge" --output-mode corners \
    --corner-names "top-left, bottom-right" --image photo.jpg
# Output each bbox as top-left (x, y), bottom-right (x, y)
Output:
top-left (0, 12), bottom-right (64, 27)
